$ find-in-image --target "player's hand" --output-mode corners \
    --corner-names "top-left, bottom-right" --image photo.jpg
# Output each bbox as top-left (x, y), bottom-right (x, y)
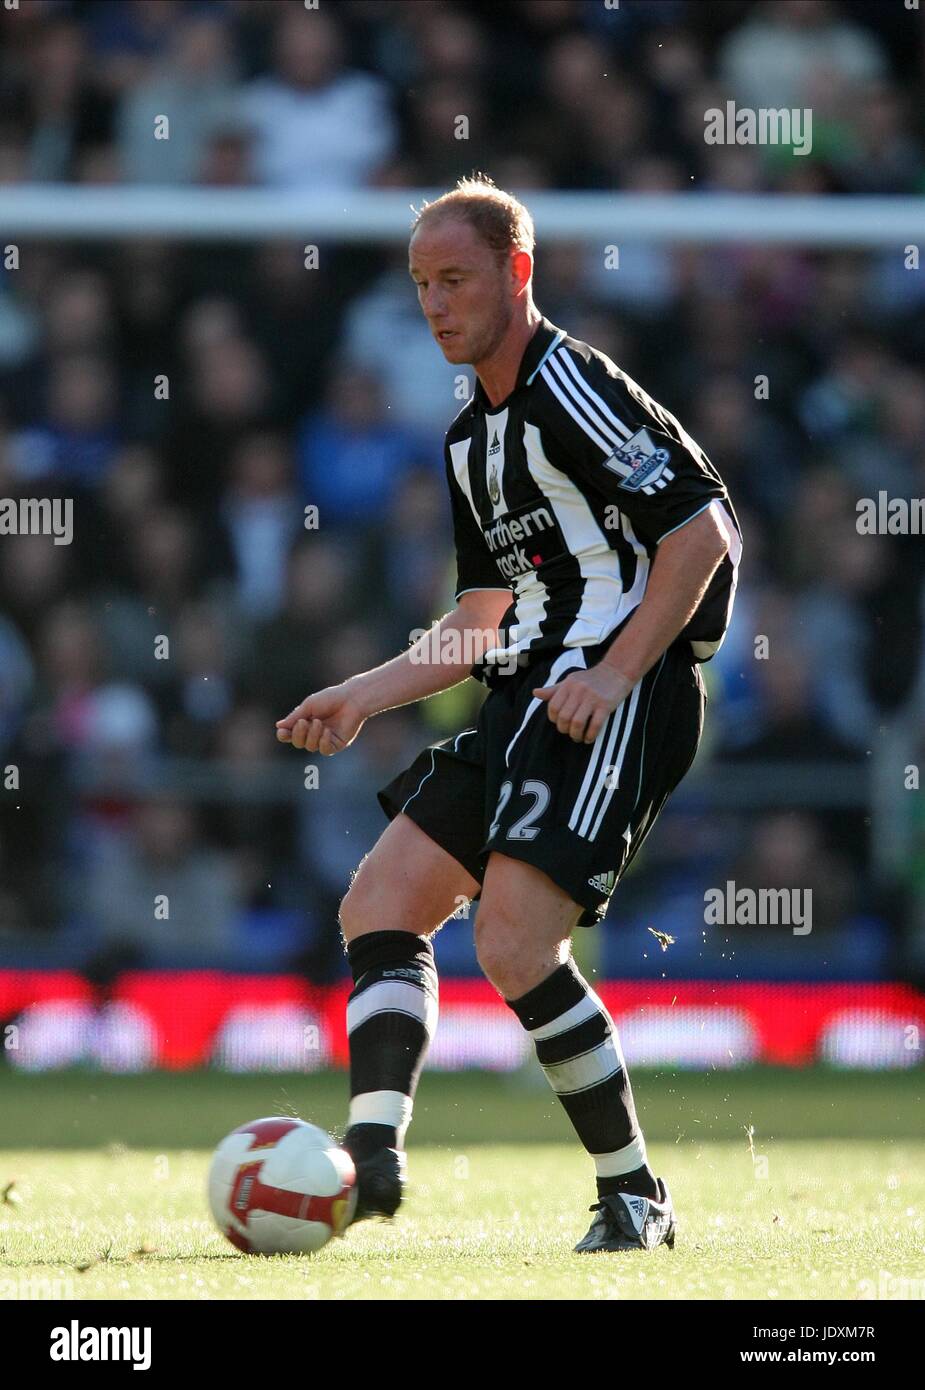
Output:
top-left (275, 683), bottom-right (368, 756)
top-left (533, 665), bottom-right (634, 744)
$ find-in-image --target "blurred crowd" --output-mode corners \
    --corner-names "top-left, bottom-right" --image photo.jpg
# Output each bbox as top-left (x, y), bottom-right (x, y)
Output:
top-left (0, 0), bottom-right (924, 982)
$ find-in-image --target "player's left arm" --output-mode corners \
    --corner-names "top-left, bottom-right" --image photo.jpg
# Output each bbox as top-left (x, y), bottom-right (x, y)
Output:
top-left (531, 351), bottom-right (734, 742)
top-left (534, 505), bottom-right (731, 742)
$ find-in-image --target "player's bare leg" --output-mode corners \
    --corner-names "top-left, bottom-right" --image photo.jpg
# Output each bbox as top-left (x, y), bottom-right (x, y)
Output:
top-left (339, 813), bottom-right (479, 1219)
top-left (476, 852), bottom-right (676, 1253)
top-left (340, 812), bottom-right (478, 943)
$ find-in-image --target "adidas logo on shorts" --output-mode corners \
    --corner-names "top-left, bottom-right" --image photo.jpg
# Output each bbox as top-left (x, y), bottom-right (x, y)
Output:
top-left (587, 870), bottom-right (617, 894)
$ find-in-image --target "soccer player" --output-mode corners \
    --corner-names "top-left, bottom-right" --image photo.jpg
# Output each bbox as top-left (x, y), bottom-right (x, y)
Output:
top-left (277, 177), bottom-right (741, 1253)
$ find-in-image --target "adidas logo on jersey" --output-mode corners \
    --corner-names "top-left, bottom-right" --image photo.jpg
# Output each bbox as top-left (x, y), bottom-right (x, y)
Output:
top-left (587, 870), bottom-right (617, 894)
top-left (488, 430), bottom-right (501, 456)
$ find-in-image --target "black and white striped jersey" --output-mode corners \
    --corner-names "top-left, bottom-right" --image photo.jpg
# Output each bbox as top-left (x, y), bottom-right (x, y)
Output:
top-left (444, 316), bottom-right (742, 682)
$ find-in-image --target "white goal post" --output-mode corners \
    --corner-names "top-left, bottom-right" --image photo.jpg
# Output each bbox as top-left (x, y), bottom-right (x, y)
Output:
top-left (1, 187), bottom-right (921, 245)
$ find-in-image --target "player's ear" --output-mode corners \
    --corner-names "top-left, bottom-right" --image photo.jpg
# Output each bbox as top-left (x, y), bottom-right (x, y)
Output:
top-left (511, 249), bottom-right (533, 295)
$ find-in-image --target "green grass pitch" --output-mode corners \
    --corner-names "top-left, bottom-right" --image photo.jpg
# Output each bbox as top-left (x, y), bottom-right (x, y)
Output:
top-left (0, 1067), bottom-right (922, 1301)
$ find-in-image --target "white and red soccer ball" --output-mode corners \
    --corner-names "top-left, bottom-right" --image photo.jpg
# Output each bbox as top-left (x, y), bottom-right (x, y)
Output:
top-left (208, 1117), bottom-right (357, 1255)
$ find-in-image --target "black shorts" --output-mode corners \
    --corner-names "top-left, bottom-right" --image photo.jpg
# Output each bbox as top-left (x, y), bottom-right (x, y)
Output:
top-left (378, 640), bottom-right (706, 927)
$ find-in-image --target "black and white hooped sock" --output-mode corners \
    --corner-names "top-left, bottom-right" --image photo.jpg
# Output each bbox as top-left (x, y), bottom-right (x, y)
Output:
top-left (344, 930), bottom-right (438, 1157)
top-left (506, 957), bottom-right (657, 1198)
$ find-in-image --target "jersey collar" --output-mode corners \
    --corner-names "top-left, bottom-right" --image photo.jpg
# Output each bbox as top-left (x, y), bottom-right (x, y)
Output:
top-left (472, 317), bottom-right (567, 413)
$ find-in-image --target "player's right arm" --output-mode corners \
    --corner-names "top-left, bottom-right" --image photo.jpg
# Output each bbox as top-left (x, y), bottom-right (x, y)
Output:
top-left (275, 588), bottom-right (511, 755)
top-left (277, 434), bottom-right (508, 755)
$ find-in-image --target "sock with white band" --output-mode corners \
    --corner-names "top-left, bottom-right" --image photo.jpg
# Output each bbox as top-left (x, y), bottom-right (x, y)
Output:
top-left (344, 930), bottom-right (438, 1159)
top-left (505, 957), bottom-right (658, 1200)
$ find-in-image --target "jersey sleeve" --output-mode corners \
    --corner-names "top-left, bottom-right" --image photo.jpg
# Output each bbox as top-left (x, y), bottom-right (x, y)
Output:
top-left (445, 446), bottom-right (509, 599)
top-left (533, 351), bottom-right (727, 547)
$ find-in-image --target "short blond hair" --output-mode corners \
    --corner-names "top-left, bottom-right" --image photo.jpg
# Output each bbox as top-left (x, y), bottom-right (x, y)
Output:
top-left (411, 174), bottom-right (535, 264)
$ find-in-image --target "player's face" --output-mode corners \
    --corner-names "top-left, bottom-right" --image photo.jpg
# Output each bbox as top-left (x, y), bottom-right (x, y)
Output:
top-left (409, 217), bottom-right (515, 368)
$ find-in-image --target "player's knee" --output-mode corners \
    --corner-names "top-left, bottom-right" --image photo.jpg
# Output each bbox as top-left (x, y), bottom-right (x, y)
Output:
top-left (474, 907), bottom-right (529, 996)
top-left (476, 893), bottom-right (574, 998)
top-left (338, 864), bottom-right (378, 944)
top-left (339, 856), bottom-right (442, 943)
